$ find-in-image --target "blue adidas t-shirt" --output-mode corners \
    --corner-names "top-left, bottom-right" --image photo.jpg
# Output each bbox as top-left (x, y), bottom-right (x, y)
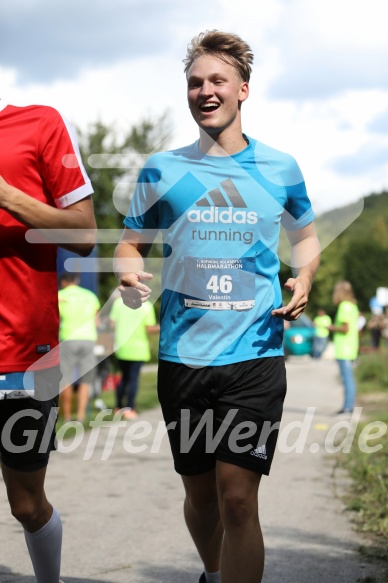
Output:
top-left (124, 137), bottom-right (314, 367)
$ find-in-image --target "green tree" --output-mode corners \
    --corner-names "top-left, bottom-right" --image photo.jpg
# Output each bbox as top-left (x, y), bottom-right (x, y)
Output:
top-left (343, 238), bottom-right (388, 311)
top-left (371, 216), bottom-right (388, 249)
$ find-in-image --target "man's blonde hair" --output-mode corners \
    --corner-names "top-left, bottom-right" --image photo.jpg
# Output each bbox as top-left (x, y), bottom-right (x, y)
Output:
top-left (183, 30), bottom-right (254, 82)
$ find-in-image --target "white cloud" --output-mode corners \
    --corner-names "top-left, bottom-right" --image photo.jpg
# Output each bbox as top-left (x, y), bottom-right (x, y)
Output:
top-left (329, 141), bottom-right (388, 176)
top-left (266, 0), bottom-right (388, 99)
top-left (368, 109), bottom-right (388, 134)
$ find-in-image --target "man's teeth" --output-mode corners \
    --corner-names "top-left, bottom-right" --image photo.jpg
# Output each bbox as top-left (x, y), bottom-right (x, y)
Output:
top-left (202, 103), bottom-right (219, 109)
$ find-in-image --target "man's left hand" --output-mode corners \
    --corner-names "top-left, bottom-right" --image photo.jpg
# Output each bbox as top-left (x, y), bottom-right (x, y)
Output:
top-left (271, 277), bottom-right (310, 321)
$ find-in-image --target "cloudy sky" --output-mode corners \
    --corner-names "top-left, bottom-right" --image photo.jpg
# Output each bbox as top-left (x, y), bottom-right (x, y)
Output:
top-left (1, 0), bottom-right (387, 216)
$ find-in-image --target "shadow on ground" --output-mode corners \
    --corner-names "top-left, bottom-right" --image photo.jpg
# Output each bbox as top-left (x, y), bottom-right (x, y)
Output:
top-left (262, 526), bottom-right (388, 583)
top-left (0, 568), bottom-right (114, 583)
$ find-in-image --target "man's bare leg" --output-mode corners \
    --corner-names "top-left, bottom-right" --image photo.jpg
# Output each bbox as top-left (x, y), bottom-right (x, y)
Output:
top-left (2, 463), bottom-right (62, 582)
top-left (182, 469), bottom-right (224, 573)
top-left (216, 461), bottom-right (264, 583)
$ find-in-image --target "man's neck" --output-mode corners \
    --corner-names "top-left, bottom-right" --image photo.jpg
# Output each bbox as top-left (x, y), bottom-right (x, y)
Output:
top-left (198, 128), bottom-right (248, 156)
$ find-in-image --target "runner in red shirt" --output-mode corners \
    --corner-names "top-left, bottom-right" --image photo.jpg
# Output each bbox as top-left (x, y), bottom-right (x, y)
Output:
top-left (0, 101), bottom-right (96, 583)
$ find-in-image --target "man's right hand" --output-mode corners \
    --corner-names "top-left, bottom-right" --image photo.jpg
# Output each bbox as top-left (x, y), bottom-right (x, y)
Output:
top-left (119, 270), bottom-right (153, 309)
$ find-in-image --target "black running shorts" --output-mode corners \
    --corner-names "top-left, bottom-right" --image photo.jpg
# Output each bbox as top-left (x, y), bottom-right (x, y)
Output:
top-left (158, 357), bottom-right (287, 476)
top-left (0, 367), bottom-right (61, 472)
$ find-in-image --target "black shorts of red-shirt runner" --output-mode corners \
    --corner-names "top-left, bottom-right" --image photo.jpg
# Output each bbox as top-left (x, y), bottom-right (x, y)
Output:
top-left (0, 367), bottom-right (60, 472)
top-left (158, 357), bottom-right (287, 476)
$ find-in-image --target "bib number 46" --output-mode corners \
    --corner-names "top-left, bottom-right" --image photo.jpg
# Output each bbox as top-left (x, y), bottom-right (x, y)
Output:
top-left (206, 275), bottom-right (233, 294)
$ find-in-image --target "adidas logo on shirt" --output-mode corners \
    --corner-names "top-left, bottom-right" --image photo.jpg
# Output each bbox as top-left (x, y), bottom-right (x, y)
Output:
top-left (250, 444), bottom-right (268, 459)
top-left (187, 179), bottom-right (258, 225)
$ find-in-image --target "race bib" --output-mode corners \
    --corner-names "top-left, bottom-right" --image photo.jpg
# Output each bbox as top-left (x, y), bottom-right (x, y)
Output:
top-left (184, 257), bottom-right (256, 311)
top-left (0, 372), bottom-right (35, 400)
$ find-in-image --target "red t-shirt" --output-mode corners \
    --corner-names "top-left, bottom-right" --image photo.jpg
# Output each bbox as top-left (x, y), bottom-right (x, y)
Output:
top-left (0, 104), bottom-right (94, 372)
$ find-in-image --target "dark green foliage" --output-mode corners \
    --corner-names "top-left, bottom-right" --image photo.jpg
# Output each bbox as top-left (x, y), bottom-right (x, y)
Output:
top-left (343, 239), bottom-right (388, 311)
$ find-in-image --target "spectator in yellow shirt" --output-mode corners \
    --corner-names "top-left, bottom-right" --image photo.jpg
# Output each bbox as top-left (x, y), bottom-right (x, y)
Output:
top-left (110, 297), bottom-right (159, 419)
top-left (58, 273), bottom-right (100, 422)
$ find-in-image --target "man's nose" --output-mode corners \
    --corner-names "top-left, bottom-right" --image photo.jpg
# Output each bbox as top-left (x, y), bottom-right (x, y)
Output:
top-left (199, 80), bottom-right (213, 95)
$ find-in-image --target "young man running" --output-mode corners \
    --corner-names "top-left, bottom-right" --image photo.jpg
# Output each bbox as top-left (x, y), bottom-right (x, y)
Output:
top-left (0, 100), bottom-right (96, 582)
top-left (115, 31), bottom-right (320, 583)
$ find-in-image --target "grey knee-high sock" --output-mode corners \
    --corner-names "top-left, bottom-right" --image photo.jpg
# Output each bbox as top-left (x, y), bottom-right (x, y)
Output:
top-left (24, 506), bottom-right (62, 583)
top-left (204, 569), bottom-right (221, 582)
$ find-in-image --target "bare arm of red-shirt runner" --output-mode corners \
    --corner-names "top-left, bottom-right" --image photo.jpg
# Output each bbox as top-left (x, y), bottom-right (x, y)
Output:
top-left (0, 175), bottom-right (96, 256)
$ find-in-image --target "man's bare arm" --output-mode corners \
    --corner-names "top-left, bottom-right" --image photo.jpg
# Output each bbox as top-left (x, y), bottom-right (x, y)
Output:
top-left (272, 221), bottom-right (320, 320)
top-left (114, 228), bottom-right (153, 309)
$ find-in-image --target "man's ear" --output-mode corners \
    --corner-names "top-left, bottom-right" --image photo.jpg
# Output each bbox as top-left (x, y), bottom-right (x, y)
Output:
top-left (239, 82), bottom-right (249, 103)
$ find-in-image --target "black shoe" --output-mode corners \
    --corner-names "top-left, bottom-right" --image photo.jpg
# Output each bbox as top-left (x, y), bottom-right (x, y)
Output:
top-left (199, 574), bottom-right (206, 583)
top-left (336, 409), bottom-right (353, 415)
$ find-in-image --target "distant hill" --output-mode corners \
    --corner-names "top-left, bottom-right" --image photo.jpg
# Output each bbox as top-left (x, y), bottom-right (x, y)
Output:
top-left (316, 191), bottom-right (388, 250)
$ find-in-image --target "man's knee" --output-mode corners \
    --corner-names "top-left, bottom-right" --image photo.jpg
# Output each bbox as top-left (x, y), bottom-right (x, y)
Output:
top-left (186, 489), bottom-right (219, 515)
top-left (219, 487), bottom-right (257, 528)
top-left (9, 498), bottom-right (41, 526)
top-left (217, 467), bottom-right (261, 529)
top-left (183, 472), bottom-right (219, 514)
top-left (3, 466), bottom-right (48, 527)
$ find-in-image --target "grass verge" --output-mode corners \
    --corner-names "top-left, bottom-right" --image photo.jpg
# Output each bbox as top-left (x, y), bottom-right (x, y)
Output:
top-left (336, 350), bottom-right (388, 571)
top-left (355, 349), bottom-right (388, 394)
top-left (99, 370), bottom-right (159, 413)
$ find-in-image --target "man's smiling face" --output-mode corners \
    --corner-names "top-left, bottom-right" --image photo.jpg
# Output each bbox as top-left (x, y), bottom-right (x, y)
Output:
top-left (187, 54), bottom-right (249, 137)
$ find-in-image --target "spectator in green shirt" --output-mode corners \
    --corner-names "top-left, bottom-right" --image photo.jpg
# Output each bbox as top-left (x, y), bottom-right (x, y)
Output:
top-left (327, 281), bottom-right (359, 414)
top-left (110, 297), bottom-right (159, 420)
top-left (58, 273), bottom-right (100, 422)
